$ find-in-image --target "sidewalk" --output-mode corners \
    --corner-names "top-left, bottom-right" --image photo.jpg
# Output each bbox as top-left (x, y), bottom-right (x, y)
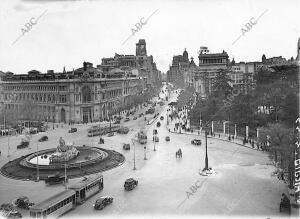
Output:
top-left (166, 119), bottom-right (258, 151)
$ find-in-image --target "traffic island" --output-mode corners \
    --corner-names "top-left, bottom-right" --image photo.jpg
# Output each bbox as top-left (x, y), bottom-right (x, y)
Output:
top-left (0, 146), bottom-right (125, 181)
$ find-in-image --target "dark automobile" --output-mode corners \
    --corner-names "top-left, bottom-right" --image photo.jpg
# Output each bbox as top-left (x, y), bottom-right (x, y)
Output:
top-left (17, 141), bottom-right (29, 149)
top-left (139, 113), bottom-right (144, 117)
top-left (165, 136), bottom-right (170, 141)
top-left (156, 122), bottom-right (161, 127)
top-left (153, 136), bottom-right (159, 142)
top-left (0, 204), bottom-right (22, 218)
top-left (133, 116), bottom-right (137, 120)
top-left (45, 174), bottom-right (67, 185)
top-left (93, 196), bottom-right (113, 210)
top-left (160, 116), bottom-right (164, 120)
top-left (124, 178), bottom-right (138, 191)
top-left (191, 139), bottom-right (201, 145)
top-left (124, 117), bottom-right (130, 122)
top-left (114, 120), bottom-right (121, 124)
top-left (123, 144), bottom-right (130, 150)
top-left (15, 196), bottom-right (34, 210)
top-left (68, 127), bottom-right (77, 133)
top-left (145, 108), bottom-right (155, 115)
top-left (38, 136), bottom-right (48, 142)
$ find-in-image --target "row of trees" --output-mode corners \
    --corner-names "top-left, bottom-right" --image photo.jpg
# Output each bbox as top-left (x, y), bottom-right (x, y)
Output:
top-left (189, 64), bottom-right (299, 186)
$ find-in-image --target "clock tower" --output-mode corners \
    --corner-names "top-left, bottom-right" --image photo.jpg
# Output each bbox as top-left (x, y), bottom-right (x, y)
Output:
top-left (136, 39), bottom-right (147, 56)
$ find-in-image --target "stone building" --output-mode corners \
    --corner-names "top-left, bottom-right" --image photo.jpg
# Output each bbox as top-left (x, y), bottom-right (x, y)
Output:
top-left (0, 62), bottom-right (146, 124)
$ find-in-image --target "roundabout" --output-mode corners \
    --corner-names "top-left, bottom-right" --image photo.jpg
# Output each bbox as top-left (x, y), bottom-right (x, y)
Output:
top-left (0, 145), bottom-right (125, 181)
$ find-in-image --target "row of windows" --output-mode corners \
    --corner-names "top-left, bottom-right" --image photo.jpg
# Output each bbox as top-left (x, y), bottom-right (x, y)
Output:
top-left (30, 195), bottom-right (75, 217)
top-left (86, 182), bottom-right (99, 191)
top-left (2, 93), bottom-right (69, 104)
top-left (3, 85), bottom-right (59, 91)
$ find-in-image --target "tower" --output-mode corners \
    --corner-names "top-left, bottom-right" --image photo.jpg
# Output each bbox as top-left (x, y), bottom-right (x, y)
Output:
top-left (136, 39), bottom-right (147, 56)
top-left (262, 54), bottom-right (266, 63)
top-left (183, 48), bottom-right (189, 62)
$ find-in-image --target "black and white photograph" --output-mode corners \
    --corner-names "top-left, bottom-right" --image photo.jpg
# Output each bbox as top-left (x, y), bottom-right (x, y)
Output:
top-left (0, 0), bottom-right (299, 218)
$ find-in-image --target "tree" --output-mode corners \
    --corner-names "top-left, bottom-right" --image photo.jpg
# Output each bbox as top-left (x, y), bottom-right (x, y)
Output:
top-left (212, 69), bottom-right (233, 99)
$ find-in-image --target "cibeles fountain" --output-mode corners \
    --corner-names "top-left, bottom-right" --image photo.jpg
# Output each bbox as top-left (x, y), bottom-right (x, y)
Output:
top-left (1, 137), bottom-right (125, 181)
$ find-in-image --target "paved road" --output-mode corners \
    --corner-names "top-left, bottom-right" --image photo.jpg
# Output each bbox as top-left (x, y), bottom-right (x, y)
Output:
top-left (0, 86), bottom-right (287, 217)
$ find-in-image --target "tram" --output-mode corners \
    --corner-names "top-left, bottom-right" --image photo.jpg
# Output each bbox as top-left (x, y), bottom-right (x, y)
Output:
top-left (30, 175), bottom-right (103, 218)
top-left (87, 125), bottom-right (120, 137)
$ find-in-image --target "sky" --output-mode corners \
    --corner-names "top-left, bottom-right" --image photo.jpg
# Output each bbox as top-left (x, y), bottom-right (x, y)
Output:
top-left (0, 0), bottom-right (299, 74)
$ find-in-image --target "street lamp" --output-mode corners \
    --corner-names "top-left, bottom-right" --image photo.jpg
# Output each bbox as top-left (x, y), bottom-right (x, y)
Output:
top-left (36, 141), bottom-right (39, 182)
top-left (144, 146), bottom-right (147, 160)
top-left (131, 138), bottom-right (136, 170)
top-left (204, 130), bottom-right (209, 170)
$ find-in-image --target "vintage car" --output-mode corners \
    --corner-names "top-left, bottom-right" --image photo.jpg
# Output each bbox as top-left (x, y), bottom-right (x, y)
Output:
top-left (117, 127), bottom-right (129, 134)
top-left (99, 137), bottom-right (105, 144)
top-left (133, 116), bottom-right (137, 120)
top-left (165, 136), bottom-right (170, 141)
top-left (107, 132), bottom-right (114, 137)
top-left (45, 174), bottom-right (67, 185)
top-left (191, 139), bottom-right (202, 145)
top-left (123, 144), bottom-right (130, 150)
top-left (17, 140), bottom-right (29, 149)
top-left (124, 117), bottom-right (130, 122)
top-left (68, 127), bottom-right (77, 133)
top-left (160, 116), bottom-right (164, 120)
top-left (114, 120), bottom-right (121, 124)
top-left (0, 204), bottom-right (22, 218)
top-left (38, 136), bottom-right (48, 142)
top-left (15, 196), bottom-right (34, 210)
top-left (93, 196), bottom-right (113, 210)
top-left (153, 136), bottom-right (159, 142)
top-left (124, 178), bottom-right (138, 191)
top-left (156, 122), bottom-right (161, 127)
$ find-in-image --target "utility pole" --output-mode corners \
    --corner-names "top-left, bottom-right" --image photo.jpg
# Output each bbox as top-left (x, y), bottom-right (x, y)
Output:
top-left (204, 130), bottom-right (209, 170)
top-left (36, 141), bottom-right (39, 181)
top-left (132, 139), bottom-right (136, 170)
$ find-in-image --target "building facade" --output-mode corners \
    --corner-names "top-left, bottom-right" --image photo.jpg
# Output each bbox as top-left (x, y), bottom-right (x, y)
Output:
top-left (0, 62), bottom-right (146, 124)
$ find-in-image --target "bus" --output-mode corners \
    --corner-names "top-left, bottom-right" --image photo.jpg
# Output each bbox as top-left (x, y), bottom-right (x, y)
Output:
top-left (87, 125), bottom-right (120, 137)
top-left (68, 175), bottom-right (104, 204)
top-left (138, 130), bottom-right (147, 144)
top-left (29, 190), bottom-right (76, 218)
top-left (30, 175), bottom-right (103, 218)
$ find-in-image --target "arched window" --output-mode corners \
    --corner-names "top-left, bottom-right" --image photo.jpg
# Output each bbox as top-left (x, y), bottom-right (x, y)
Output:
top-left (82, 86), bottom-right (92, 103)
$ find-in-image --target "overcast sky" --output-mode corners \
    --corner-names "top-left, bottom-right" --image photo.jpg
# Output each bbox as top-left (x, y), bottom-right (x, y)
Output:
top-left (0, 0), bottom-right (299, 74)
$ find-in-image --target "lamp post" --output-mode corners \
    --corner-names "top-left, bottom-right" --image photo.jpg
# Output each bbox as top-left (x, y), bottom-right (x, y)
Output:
top-left (64, 156), bottom-right (68, 190)
top-left (36, 141), bottom-right (39, 182)
top-left (204, 130), bottom-right (209, 170)
top-left (131, 138), bottom-right (136, 170)
top-left (144, 146), bottom-right (147, 160)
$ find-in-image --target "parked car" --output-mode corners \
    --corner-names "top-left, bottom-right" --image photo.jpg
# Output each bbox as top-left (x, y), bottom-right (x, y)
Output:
top-left (124, 178), bottom-right (138, 191)
top-left (160, 116), bottom-right (164, 120)
top-left (17, 140), bottom-right (29, 149)
top-left (133, 116), bottom-right (137, 120)
top-left (139, 113), bottom-right (144, 117)
top-left (107, 132), bottom-right (114, 137)
top-left (191, 139), bottom-right (201, 145)
top-left (38, 136), bottom-right (48, 142)
top-left (156, 122), bottom-right (161, 127)
top-left (123, 144), bottom-right (130, 150)
top-left (29, 128), bottom-right (38, 134)
top-left (124, 117), bottom-right (130, 122)
top-left (68, 127), bottom-right (77, 133)
top-left (15, 196), bottom-right (34, 210)
top-left (165, 136), bottom-right (170, 141)
top-left (93, 196), bottom-right (113, 210)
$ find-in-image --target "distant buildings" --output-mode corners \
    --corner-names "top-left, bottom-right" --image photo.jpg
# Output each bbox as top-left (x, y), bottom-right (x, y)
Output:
top-left (0, 40), bottom-right (161, 124)
top-left (167, 38), bottom-right (300, 99)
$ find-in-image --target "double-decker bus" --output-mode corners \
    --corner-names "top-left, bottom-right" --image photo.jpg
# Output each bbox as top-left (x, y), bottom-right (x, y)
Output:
top-left (30, 175), bottom-right (103, 218)
top-left (87, 125), bottom-right (120, 137)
